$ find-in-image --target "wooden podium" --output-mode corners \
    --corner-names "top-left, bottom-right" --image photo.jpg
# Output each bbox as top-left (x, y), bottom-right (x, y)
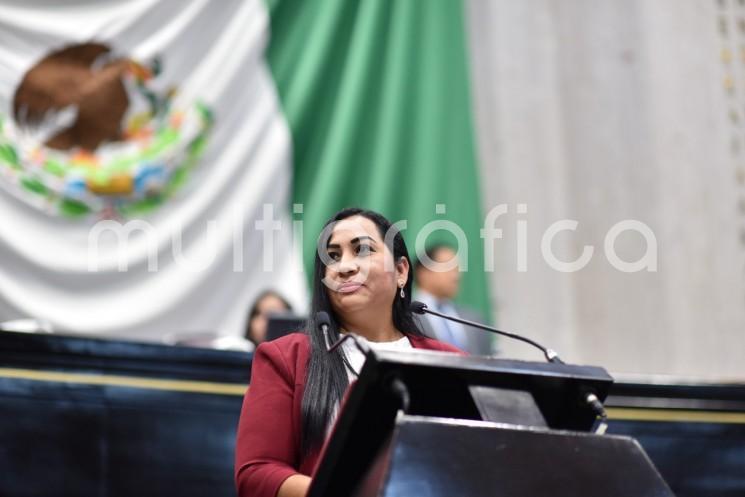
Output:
top-left (308, 349), bottom-right (675, 497)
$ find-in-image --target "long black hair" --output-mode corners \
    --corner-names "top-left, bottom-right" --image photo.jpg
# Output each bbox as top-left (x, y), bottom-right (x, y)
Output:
top-left (300, 207), bottom-right (423, 455)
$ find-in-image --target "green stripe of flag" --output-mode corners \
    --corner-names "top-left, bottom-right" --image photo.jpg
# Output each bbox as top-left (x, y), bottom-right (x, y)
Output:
top-left (266, 0), bottom-right (491, 322)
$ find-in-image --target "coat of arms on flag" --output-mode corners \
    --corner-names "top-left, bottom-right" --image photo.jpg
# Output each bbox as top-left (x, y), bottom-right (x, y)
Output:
top-left (0, 42), bottom-right (213, 219)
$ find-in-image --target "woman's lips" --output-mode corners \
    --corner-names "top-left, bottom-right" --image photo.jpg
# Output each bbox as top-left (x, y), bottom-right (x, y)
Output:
top-left (338, 282), bottom-right (363, 293)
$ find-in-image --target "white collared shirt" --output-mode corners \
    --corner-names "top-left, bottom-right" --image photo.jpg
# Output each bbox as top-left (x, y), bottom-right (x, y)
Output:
top-left (340, 333), bottom-right (413, 381)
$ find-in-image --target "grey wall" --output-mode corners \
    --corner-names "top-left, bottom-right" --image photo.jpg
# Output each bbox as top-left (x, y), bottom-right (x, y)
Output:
top-left (467, 0), bottom-right (745, 379)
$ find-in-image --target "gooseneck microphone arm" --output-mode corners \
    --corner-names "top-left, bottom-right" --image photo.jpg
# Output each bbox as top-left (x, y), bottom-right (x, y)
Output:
top-left (315, 311), bottom-right (369, 378)
top-left (410, 301), bottom-right (611, 434)
top-left (316, 311), bottom-right (370, 356)
top-left (314, 311), bottom-right (408, 410)
top-left (328, 333), bottom-right (369, 355)
top-left (409, 301), bottom-right (564, 364)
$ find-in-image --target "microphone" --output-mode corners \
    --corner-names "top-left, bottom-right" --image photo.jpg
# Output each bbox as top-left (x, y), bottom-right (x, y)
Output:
top-left (314, 312), bottom-right (407, 410)
top-left (316, 311), bottom-right (333, 351)
top-left (328, 333), bottom-right (369, 355)
top-left (314, 311), bottom-right (369, 379)
top-left (315, 311), bottom-right (369, 354)
top-left (409, 300), bottom-right (564, 364)
top-left (410, 301), bottom-right (610, 434)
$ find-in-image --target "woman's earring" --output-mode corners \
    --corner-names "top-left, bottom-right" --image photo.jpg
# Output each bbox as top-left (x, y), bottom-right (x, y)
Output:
top-left (399, 283), bottom-right (405, 299)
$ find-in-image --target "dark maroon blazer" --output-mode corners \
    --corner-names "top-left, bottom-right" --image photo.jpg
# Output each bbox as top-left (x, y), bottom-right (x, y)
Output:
top-left (234, 332), bottom-right (463, 497)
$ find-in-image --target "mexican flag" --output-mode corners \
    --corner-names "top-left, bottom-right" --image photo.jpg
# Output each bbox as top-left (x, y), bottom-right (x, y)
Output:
top-left (0, 0), bottom-right (489, 340)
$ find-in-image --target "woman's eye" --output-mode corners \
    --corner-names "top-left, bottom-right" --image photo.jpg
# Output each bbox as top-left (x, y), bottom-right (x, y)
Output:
top-left (356, 244), bottom-right (373, 256)
top-left (327, 251), bottom-right (341, 261)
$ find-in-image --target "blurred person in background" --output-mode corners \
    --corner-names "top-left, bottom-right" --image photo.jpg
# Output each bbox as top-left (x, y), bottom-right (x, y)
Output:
top-left (414, 244), bottom-right (493, 355)
top-left (245, 290), bottom-right (293, 347)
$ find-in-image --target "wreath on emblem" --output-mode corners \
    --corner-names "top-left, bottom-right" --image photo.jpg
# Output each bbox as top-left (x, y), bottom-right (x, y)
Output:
top-left (0, 42), bottom-right (213, 218)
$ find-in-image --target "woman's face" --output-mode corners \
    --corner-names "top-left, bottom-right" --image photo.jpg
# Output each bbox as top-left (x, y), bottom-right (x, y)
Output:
top-left (322, 216), bottom-right (408, 323)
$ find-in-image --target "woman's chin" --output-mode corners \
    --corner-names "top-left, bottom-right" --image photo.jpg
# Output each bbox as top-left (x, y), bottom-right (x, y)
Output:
top-left (332, 294), bottom-right (370, 313)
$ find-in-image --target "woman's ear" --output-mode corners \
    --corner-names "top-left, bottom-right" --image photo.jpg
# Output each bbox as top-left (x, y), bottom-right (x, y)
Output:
top-left (396, 256), bottom-right (410, 284)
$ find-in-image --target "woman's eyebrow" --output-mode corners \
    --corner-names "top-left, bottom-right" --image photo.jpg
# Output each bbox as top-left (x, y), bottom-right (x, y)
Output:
top-left (327, 235), bottom-right (376, 248)
top-left (351, 236), bottom-right (376, 245)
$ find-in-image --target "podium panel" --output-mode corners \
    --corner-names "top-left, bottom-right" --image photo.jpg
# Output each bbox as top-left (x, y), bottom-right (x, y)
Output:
top-left (363, 415), bottom-right (675, 497)
top-left (308, 349), bottom-right (674, 497)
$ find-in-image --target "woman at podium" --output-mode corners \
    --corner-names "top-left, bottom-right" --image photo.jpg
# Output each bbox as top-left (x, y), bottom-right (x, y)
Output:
top-left (234, 207), bottom-right (462, 497)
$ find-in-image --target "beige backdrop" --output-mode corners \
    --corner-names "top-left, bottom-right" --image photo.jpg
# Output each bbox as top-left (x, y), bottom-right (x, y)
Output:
top-left (467, 0), bottom-right (745, 380)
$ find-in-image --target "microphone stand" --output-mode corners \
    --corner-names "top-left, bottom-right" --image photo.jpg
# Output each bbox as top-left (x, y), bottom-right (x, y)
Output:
top-left (412, 302), bottom-right (609, 433)
top-left (414, 303), bottom-right (564, 364)
top-left (320, 320), bottom-right (409, 412)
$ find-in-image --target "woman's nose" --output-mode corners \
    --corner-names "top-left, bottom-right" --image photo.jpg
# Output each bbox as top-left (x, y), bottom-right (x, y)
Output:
top-left (337, 254), bottom-right (359, 274)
